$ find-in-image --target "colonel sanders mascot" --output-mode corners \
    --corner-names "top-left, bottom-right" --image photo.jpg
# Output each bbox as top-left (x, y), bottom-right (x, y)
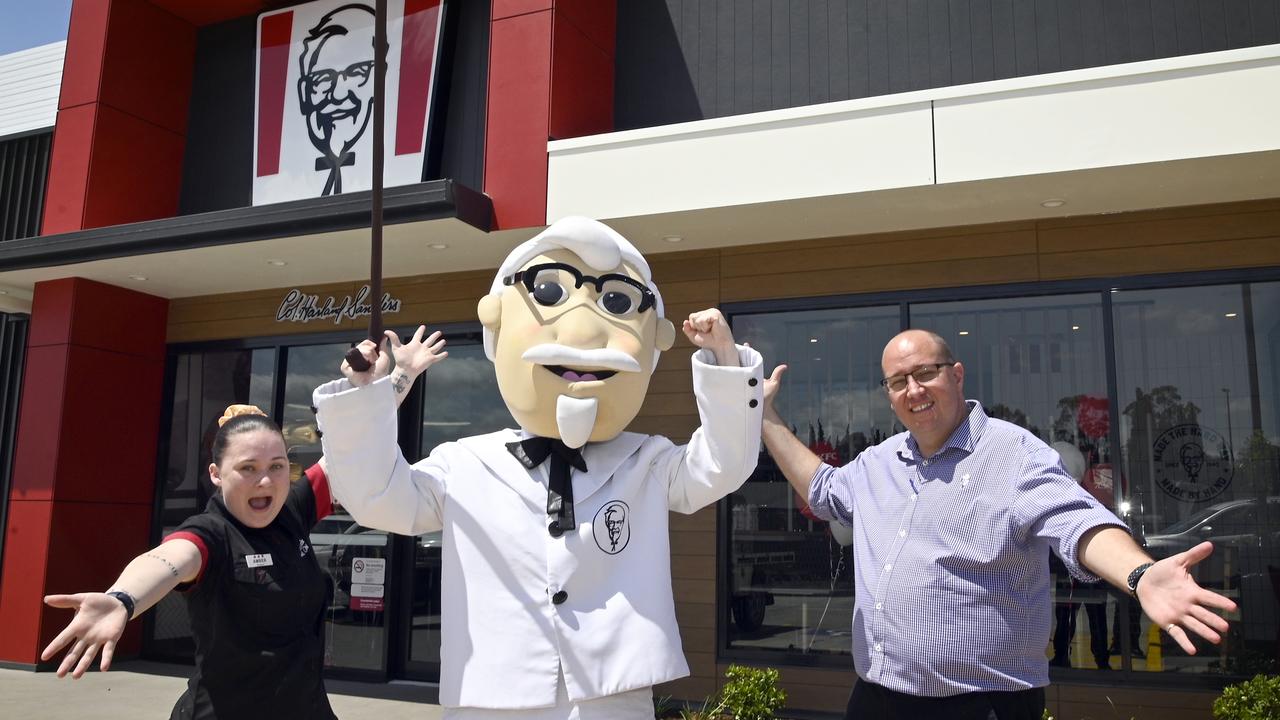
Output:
top-left (313, 216), bottom-right (764, 719)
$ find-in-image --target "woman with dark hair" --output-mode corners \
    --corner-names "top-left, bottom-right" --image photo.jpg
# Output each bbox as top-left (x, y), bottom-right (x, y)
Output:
top-left (39, 327), bottom-right (445, 720)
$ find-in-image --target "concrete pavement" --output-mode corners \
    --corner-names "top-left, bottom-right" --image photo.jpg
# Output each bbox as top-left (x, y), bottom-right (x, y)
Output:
top-left (0, 660), bottom-right (445, 719)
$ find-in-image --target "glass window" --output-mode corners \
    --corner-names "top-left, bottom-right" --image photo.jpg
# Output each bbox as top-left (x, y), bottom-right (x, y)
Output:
top-left (725, 306), bottom-right (899, 656)
top-left (913, 294), bottom-right (1120, 672)
top-left (1115, 283), bottom-right (1280, 677)
top-left (407, 340), bottom-right (512, 675)
top-left (150, 349), bottom-right (276, 659)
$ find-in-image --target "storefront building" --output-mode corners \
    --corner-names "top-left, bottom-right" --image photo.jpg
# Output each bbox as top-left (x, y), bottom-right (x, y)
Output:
top-left (1, 2), bottom-right (1279, 718)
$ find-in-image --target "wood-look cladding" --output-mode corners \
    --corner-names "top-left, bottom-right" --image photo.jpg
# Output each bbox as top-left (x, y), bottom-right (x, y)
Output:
top-left (164, 198), bottom-right (1280, 713)
top-left (616, 0), bottom-right (1280, 130)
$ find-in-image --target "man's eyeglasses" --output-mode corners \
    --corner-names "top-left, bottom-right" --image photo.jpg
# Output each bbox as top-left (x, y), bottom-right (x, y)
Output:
top-left (880, 362), bottom-right (956, 392)
top-left (503, 262), bottom-right (657, 317)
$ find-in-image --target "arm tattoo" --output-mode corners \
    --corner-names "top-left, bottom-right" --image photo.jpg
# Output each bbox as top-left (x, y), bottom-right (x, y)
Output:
top-left (146, 552), bottom-right (181, 578)
top-left (392, 370), bottom-right (411, 395)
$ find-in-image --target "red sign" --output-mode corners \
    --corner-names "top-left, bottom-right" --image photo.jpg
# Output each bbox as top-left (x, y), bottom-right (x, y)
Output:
top-left (350, 596), bottom-right (384, 612)
top-left (1077, 395), bottom-right (1110, 440)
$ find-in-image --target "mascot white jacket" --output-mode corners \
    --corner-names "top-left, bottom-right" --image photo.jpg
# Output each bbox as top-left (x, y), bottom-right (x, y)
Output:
top-left (314, 216), bottom-right (764, 717)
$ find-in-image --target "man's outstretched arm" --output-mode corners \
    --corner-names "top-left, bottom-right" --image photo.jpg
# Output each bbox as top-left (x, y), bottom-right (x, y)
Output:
top-left (760, 364), bottom-right (823, 501)
top-left (1078, 527), bottom-right (1237, 655)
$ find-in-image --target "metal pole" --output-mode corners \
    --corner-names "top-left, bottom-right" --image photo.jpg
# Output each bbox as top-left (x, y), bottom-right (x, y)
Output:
top-left (345, 0), bottom-right (388, 372)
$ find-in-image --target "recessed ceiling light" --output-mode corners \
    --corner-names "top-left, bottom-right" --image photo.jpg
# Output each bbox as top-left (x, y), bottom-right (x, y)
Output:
top-left (266, 259), bottom-right (287, 266)
top-left (1041, 199), bottom-right (1066, 208)
top-left (128, 275), bottom-right (147, 281)
top-left (662, 235), bottom-right (683, 243)
top-left (1072, 325), bottom-right (1080, 330)
top-left (0, 290), bottom-right (7, 295)
top-left (1225, 312), bottom-right (1238, 318)
top-left (809, 338), bottom-right (819, 343)
top-left (429, 243), bottom-right (449, 250)
top-left (958, 331), bottom-right (970, 336)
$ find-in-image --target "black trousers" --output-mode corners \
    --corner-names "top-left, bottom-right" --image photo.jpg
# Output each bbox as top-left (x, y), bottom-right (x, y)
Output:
top-left (844, 681), bottom-right (1045, 720)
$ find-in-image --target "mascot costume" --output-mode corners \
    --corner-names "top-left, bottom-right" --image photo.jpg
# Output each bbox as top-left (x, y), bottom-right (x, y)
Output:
top-left (313, 216), bottom-right (765, 718)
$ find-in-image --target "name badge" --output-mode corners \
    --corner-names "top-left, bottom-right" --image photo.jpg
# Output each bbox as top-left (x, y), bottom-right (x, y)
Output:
top-left (245, 553), bottom-right (273, 568)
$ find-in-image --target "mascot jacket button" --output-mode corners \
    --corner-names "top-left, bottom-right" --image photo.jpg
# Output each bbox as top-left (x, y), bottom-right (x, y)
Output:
top-left (552, 590), bottom-right (568, 605)
top-left (749, 399), bottom-right (759, 408)
top-left (548, 520), bottom-right (563, 538)
top-left (748, 378), bottom-right (758, 387)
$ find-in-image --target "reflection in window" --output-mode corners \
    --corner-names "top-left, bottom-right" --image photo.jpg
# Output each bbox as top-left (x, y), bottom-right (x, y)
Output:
top-left (726, 307), bottom-right (899, 655)
top-left (409, 340), bottom-right (512, 672)
top-left (913, 294), bottom-right (1120, 671)
top-left (1115, 283), bottom-right (1280, 677)
top-left (150, 349), bottom-right (275, 659)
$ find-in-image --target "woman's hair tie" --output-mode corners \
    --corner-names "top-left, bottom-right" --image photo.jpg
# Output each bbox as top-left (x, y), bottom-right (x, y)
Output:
top-left (218, 404), bottom-right (267, 427)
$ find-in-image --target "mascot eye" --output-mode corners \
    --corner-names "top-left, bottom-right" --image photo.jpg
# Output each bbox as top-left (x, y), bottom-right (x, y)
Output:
top-left (532, 280), bottom-right (567, 307)
top-left (599, 291), bottom-right (636, 316)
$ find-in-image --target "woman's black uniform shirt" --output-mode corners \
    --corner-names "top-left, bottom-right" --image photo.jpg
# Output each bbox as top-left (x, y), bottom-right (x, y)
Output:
top-left (166, 474), bottom-right (336, 720)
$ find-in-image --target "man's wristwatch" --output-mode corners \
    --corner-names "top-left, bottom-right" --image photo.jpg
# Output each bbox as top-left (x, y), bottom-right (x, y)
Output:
top-left (1126, 562), bottom-right (1155, 599)
top-left (105, 590), bottom-right (136, 622)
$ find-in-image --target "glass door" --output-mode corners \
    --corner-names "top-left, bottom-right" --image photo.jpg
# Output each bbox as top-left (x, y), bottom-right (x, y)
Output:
top-left (285, 343), bottom-right (395, 677)
top-left (400, 336), bottom-right (512, 680)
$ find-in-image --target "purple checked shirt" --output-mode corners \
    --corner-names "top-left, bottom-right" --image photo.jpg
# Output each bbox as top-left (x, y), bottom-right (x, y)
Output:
top-left (808, 401), bottom-right (1125, 697)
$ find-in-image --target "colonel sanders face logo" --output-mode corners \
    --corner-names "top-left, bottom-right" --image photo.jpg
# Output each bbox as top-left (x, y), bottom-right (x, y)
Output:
top-left (296, 4), bottom-right (376, 195)
top-left (592, 501), bottom-right (631, 555)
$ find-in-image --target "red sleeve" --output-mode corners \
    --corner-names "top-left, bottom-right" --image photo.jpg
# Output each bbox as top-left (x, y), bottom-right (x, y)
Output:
top-left (305, 463), bottom-right (333, 522)
top-left (162, 531), bottom-right (210, 588)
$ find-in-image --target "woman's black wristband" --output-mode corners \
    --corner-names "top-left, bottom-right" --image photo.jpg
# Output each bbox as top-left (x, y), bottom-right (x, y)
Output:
top-left (105, 590), bottom-right (136, 622)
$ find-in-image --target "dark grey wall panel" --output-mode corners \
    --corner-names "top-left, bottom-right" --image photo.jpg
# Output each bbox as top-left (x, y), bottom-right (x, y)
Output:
top-left (616, 0), bottom-right (1280, 130)
top-left (0, 131), bottom-right (51, 242)
top-left (179, 0), bottom-right (490, 216)
top-left (0, 311), bottom-right (29, 582)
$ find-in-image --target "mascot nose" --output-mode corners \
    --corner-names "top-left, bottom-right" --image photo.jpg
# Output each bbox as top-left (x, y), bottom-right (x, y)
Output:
top-left (554, 306), bottom-right (610, 349)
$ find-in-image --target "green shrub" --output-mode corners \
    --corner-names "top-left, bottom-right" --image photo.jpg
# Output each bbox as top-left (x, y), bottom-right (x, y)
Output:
top-left (715, 664), bottom-right (786, 720)
top-left (1213, 674), bottom-right (1280, 720)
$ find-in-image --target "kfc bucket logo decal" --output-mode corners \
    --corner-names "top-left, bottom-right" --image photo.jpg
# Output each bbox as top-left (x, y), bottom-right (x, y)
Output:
top-left (254, 0), bottom-right (445, 205)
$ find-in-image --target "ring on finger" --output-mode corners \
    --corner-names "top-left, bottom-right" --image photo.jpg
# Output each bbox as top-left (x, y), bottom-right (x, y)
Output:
top-left (1166, 623), bottom-right (1177, 633)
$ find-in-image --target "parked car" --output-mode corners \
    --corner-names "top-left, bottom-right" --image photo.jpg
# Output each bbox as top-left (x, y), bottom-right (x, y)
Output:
top-left (1143, 497), bottom-right (1280, 559)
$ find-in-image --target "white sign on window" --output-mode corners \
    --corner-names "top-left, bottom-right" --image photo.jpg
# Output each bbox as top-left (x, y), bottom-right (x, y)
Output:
top-left (351, 557), bottom-right (387, 585)
top-left (253, 0), bottom-right (446, 205)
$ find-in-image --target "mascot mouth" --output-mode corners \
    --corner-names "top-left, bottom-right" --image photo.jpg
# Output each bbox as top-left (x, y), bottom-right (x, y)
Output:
top-left (544, 365), bottom-right (618, 382)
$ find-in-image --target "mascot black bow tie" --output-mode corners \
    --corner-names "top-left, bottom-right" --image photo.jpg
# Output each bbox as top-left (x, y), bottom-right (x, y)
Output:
top-left (506, 437), bottom-right (588, 529)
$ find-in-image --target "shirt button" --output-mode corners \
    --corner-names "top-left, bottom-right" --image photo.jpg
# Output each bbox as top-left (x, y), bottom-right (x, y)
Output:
top-left (883, 563), bottom-right (892, 571)
top-left (874, 643), bottom-right (883, 652)
top-left (748, 378), bottom-right (758, 387)
top-left (875, 602), bottom-right (883, 610)
top-left (548, 520), bottom-right (563, 538)
top-left (749, 399), bottom-right (759, 408)
top-left (552, 590), bottom-right (568, 605)
top-left (911, 495), bottom-right (918, 502)
top-left (898, 530), bottom-right (906, 537)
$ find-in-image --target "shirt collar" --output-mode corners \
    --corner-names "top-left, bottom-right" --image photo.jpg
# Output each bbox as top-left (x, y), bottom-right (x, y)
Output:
top-left (898, 400), bottom-right (988, 461)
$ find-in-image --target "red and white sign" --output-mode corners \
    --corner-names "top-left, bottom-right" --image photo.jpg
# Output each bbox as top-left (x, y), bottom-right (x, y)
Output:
top-left (351, 596), bottom-right (385, 611)
top-left (253, 0), bottom-right (445, 205)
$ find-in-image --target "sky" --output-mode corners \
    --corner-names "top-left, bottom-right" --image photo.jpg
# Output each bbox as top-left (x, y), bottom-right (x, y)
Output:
top-left (0, 0), bottom-right (72, 55)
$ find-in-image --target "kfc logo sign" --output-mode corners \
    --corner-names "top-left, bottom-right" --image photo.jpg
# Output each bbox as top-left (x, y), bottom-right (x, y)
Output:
top-left (254, 0), bottom-right (445, 205)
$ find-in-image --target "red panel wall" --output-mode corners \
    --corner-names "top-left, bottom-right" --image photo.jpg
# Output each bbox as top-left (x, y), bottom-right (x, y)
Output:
top-left (484, 10), bottom-right (554, 229)
top-left (42, 0), bottom-right (195, 234)
top-left (483, 0), bottom-right (617, 230)
top-left (0, 279), bottom-right (168, 665)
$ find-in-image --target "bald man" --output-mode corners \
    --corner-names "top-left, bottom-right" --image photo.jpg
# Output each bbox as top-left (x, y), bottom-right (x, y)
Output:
top-left (761, 329), bottom-right (1236, 720)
